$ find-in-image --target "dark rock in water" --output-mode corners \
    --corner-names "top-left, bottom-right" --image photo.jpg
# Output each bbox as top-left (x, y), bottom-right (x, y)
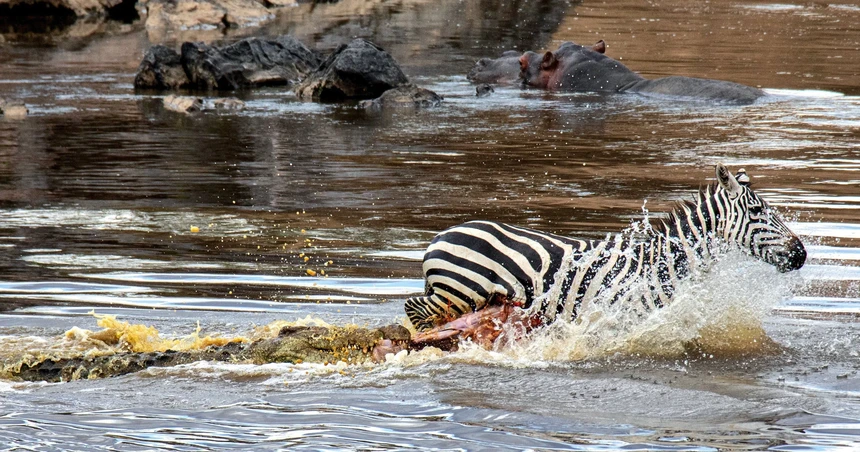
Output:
top-left (295, 39), bottom-right (409, 101)
top-left (134, 36), bottom-right (321, 91)
top-left (163, 95), bottom-right (203, 113)
top-left (476, 84), bottom-right (494, 97)
top-left (134, 45), bottom-right (190, 90)
top-left (358, 85), bottom-right (442, 111)
top-left (180, 36), bottom-right (322, 90)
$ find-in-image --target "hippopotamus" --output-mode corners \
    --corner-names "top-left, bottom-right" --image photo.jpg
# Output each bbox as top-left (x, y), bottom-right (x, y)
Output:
top-left (467, 50), bottom-right (523, 85)
top-left (519, 41), bottom-right (764, 104)
top-left (468, 40), bottom-right (607, 85)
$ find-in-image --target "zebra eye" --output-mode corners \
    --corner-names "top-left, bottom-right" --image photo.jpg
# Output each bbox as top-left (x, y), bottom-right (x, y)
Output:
top-left (748, 204), bottom-right (765, 216)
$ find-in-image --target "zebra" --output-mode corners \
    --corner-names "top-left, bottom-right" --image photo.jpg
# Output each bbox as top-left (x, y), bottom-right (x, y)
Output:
top-left (404, 164), bottom-right (806, 332)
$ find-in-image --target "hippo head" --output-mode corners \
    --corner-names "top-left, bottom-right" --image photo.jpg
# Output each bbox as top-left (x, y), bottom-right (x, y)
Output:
top-left (519, 40), bottom-right (606, 89)
top-left (468, 50), bottom-right (525, 85)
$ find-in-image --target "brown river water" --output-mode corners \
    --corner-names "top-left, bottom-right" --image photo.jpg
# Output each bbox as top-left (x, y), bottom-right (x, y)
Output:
top-left (1, 0), bottom-right (859, 449)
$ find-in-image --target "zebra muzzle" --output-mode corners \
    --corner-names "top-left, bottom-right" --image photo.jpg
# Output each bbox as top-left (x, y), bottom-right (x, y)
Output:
top-left (775, 237), bottom-right (806, 272)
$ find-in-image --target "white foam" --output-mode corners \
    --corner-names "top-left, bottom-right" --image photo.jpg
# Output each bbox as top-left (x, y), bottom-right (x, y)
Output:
top-left (453, 250), bottom-right (796, 364)
top-left (764, 88), bottom-right (846, 98)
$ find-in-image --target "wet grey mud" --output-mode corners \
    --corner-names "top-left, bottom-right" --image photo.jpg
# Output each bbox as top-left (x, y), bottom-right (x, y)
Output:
top-left (1, 0), bottom-right (860, 450)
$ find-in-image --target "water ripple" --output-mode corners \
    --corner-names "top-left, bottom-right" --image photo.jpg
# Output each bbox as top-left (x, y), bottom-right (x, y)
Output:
top-left (79, 273), bottom-right (425, 296)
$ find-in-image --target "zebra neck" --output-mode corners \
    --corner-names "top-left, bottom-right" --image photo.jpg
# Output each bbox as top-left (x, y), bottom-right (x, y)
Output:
top-left (649, 201), bottom-right (719, 294)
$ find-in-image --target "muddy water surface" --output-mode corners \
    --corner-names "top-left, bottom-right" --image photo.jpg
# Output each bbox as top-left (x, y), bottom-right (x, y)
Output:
top-left (1, 0), bottom-right (859, 449)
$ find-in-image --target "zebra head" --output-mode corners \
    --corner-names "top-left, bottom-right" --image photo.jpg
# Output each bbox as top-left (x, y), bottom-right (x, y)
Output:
top-left (713, 163), bottom-right (806, 272)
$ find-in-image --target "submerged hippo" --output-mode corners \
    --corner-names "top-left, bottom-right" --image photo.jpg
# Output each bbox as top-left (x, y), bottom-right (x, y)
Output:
top-left (467, 50), bottom-right (523, 85)
top-left (467, 41), bottom-right (607, 85)
top-left (519, 41), bottom-right (764, 104)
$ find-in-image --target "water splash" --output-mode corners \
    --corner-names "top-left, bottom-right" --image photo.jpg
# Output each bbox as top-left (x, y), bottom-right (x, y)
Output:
top-left (453, 249), bottom-right (797, 364)
top-left (3, 313), bottom-right (246, 364)
top-left (76, 313), bottom-right (246, 353)
top-left (249, 315), bottom-right (334, 341)
top-left (0, 249), bottom-right (802, 381)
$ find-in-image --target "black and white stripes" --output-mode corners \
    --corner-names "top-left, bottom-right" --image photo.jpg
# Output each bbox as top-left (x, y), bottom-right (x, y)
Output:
top-left (405, 164), bottom-right (806, 332)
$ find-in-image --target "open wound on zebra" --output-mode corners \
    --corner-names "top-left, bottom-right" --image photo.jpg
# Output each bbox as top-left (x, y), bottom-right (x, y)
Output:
top-left (405, 163), bottom-right (807, 351)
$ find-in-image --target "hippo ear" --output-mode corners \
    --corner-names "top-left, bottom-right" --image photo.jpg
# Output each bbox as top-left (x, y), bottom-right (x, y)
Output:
top-left (592, 40), bottom-right (606, 54)
top-left (715, 163), bottom-right (743, 198)
top-left (540, 51), bottom-right (558, 70)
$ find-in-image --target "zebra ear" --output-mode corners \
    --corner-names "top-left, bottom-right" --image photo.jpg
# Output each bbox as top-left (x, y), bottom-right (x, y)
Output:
top-left (715, 163), bottom-right (743, 197)
top-left (735, 168), bottom-right (751, 186)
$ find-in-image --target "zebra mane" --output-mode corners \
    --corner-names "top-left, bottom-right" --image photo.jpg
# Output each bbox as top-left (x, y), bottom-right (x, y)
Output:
top-left (657, 184), bottom-right (718, 237)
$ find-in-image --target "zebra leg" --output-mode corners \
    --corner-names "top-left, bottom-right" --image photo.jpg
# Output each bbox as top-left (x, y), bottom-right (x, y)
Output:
top-left (404, 292), bottom-right (468, 332)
